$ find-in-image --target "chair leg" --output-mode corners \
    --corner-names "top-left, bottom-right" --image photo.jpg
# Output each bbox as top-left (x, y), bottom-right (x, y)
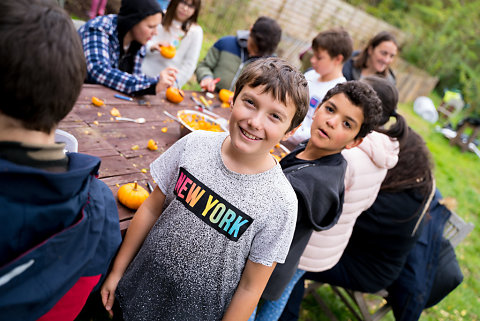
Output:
top-left (351, 291), bottom-right (374, 321)
top-left (304, 282), bottom-right (339, 321)
top-left (331, 286), bottom-right (365, 321)
top-left (304, 282), bottom-right (392, 321)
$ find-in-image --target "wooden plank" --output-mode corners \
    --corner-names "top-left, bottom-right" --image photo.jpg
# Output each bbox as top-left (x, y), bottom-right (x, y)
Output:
top-left (59, 84), bottom-right (234, 231)
top-left (97, 155), bottom-right (141, 179)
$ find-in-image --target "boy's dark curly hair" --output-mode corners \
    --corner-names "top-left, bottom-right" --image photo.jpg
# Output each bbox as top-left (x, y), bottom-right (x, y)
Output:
top-left (321, 81), bottom-right (382, 138)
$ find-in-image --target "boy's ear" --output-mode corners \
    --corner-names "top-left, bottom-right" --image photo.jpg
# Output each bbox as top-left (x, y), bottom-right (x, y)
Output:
top-left (344, 137), bottom-right (363, 150)
top-left (281, 124), bottom-right (301, 141)
top-left (334, 54), bottom-right (344, 65)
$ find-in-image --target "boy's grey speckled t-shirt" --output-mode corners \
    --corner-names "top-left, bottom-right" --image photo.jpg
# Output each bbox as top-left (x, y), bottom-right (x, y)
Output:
top-left (116, 130), bottom-right (297, 321)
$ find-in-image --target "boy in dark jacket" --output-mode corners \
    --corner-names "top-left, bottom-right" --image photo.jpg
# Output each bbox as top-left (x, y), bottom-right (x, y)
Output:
top-left (251, 81), bottom-right (382, 320)
top-left (0, 1), bottom-right (121, 320)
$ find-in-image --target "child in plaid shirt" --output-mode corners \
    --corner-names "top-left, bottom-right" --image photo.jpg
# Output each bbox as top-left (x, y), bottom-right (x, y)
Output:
top-left (78, 0), bottom-right (177, 95)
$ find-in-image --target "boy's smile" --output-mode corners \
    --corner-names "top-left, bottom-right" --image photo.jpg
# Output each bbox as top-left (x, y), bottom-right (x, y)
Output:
top-left (302, 93), bottom-right (363, 159)
top-left (226, 85), bottom-right (296, 163)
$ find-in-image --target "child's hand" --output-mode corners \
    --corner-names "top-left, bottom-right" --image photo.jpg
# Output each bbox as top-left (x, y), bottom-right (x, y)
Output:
top-left (150, 42), bottom-right (170, 52)
top-left (100, 272), bottom-right (122, 317)
top-left (200, 77), bottom-right (217, 92)
top-left (156, 67), bottom-right (178, 93)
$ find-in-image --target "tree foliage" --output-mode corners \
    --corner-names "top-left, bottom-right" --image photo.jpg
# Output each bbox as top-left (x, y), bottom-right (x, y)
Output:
top-left (345, 0), bottom-right (480, 115)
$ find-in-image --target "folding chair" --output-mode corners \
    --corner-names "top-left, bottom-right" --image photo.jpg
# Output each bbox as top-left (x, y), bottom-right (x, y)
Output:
top-left (55, 129), bottom-right (78, 153)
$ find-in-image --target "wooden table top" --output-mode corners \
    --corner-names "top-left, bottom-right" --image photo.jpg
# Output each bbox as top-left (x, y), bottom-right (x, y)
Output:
top-left (59, 84), bottom-right (230, 231)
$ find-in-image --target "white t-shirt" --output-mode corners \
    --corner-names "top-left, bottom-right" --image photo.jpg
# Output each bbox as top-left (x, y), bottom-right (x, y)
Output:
top-left (116, 130), bottom-right (297, 320)
top-left (288, 70), bottom-right (346, 146)
top-left (142, 20), bottom-right (203, 87)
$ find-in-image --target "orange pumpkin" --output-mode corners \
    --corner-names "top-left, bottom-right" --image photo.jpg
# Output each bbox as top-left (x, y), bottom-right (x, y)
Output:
top-left (117, 181), bottom-right (150, 210)
top-left (160, 45), bottom-right (176, 59)
top-left (218, 89), bottom-right (234, 103)
top-left (166, 87), bottom-right (184, 103)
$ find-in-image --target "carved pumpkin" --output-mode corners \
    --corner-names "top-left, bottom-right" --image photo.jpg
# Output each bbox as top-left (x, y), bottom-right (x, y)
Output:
top-left (218, 89), bottom-right (234, 103)
top-left (166, 87), bottom-right (184, 103)
top-left (160, 45), bottom-right (176, 59)
top-left (117, 181), bottom-right (149, 210)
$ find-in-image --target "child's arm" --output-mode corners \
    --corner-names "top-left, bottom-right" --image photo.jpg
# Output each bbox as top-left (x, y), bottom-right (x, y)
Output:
top-left (100, 186), bottom-right (166, 316)
top-left (222, 260), bottom-right (277, 321)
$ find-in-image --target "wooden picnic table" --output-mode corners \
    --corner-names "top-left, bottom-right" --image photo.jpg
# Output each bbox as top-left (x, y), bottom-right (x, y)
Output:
top-left (59, 84), bottom-right (230, 231)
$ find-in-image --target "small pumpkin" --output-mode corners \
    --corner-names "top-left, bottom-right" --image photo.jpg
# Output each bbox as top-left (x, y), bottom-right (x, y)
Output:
top-left (117, 181), bottom-right (150, 210)
top-left (218, 89), bottom-right (234, 103)
top-left (160, 45), bottom-right (176, 59)
top-left (166, 87), bottom-right (184, 103)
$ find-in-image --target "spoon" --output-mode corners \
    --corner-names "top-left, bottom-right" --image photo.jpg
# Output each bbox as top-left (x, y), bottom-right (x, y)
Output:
top-left (115, 116), bottom-right (146, 124)
top-left (163, 110), bottom-right (183, 124)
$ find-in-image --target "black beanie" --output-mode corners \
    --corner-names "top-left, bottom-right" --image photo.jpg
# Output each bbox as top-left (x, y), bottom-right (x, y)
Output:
top-left (117, 0), bottom-right (162, 42)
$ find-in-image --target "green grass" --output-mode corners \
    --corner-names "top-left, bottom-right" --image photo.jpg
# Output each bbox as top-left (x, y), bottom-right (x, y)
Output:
top-left (300, 99), bottom-right (480, 321)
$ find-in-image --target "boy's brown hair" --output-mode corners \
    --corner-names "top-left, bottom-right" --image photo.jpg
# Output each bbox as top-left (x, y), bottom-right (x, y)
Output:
top-left (0, 0), bottom-right (86, 134)
top-left (233, 57), bottom-right (309, 132)
top-left (312, 28), bottom-right (353, 63)
top-left (321, 81), bottom-right (382, 139)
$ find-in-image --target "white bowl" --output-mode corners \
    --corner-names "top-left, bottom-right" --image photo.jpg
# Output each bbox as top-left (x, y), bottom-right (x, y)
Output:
top-left (177, 109), bottom-right (228, 136)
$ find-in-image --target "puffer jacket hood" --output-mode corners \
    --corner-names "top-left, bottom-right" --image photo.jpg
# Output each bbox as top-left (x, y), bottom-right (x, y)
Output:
top-left (356, 131), bottom-right (399, 171)
top-left (0, 153), bottom-right (121, 320)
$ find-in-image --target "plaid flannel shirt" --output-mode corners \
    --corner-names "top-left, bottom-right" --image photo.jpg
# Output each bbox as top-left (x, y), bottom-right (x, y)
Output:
top-left (78, 15), bottom-right (159, 95)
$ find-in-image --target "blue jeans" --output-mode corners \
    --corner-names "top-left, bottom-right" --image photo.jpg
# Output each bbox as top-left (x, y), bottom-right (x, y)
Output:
top-left (250, 269), bottom-right (306, 321)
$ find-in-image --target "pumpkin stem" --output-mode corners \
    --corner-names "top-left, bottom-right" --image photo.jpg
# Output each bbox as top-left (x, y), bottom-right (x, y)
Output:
top-left (133, 181), bottom-right (138, 190)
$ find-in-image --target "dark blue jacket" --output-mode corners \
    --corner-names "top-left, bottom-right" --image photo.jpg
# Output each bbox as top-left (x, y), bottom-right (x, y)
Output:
top-left (386, 189), bottom-right (463, 321)
top-left (0, 153), bottom-right (121, 320)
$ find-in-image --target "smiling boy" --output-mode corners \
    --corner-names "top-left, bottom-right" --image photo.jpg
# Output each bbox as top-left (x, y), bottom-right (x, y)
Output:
top-left (254, 81), bottom-right (382, 320)
top-left (100, 57), bottom-right (309, 321)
